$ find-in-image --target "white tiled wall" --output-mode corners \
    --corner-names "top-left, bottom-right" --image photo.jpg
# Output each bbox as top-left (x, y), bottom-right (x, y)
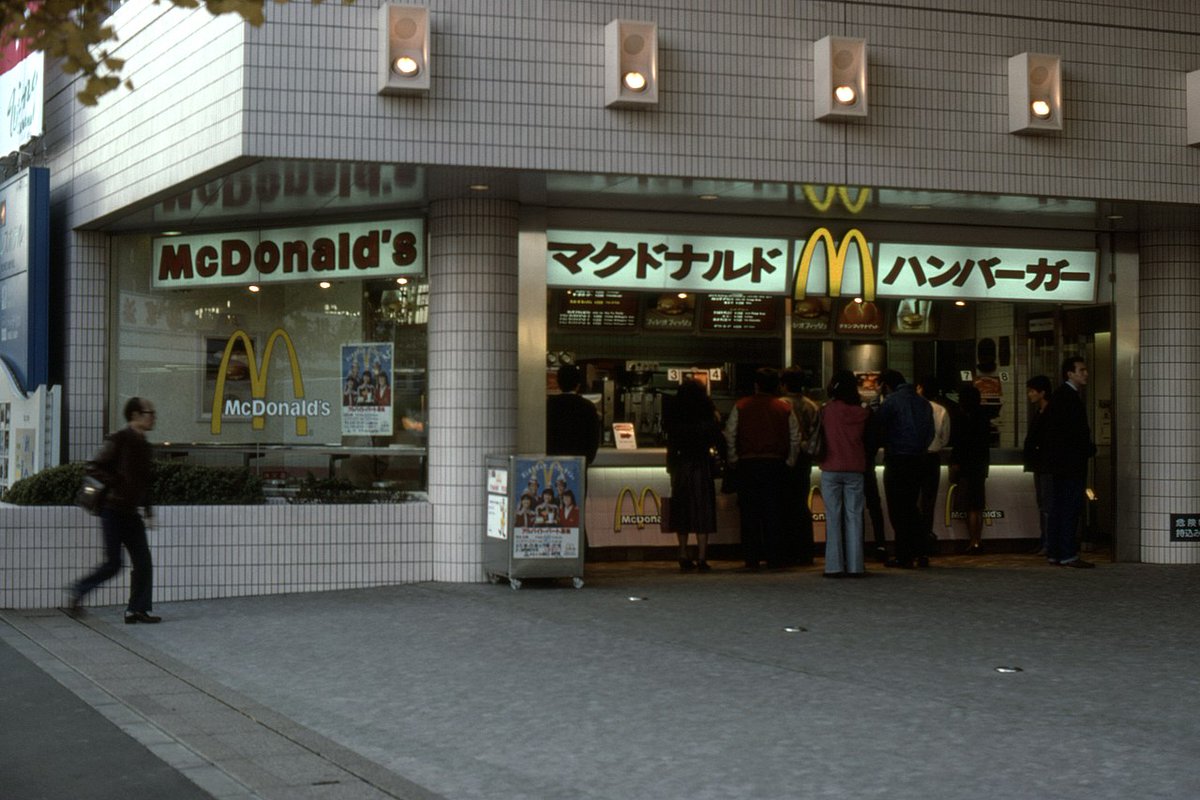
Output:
top-left (1137, 230), bottom-right (1200, 565)
top-left (427, 199), bottom-right (520, 582)
top-left (0, 502), bottom-right (433, 610)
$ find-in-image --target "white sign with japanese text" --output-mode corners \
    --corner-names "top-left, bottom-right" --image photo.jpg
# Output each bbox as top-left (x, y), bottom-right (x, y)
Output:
top-left (1, 51), bottom-right (43, 157)
top-left (547, 230), bottom-right (791, 294)
top-left (874, 244), bottom-right (1098, 303)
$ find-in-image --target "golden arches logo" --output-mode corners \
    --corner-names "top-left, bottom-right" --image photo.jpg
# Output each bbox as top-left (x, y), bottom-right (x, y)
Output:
top-left (793, 227), bottom-right (876, 303)
top-left (801, 185), bottom-right (872, 214)
top-left (613, 486), bottom-right (662, 532)
top-left (943, 483), bottom-right (993, 527)
top-left (211, 328), bottom-right (308, 435)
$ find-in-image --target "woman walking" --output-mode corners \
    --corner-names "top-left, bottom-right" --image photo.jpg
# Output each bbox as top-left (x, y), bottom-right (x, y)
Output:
top-left (663, 379), bottom-right (724, 572)
top-left (818, 371), bottom-right (871, 577)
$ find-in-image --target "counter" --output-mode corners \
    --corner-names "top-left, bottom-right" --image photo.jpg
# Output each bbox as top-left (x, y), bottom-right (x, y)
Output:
top-left (585, 447), bottom-right (1041, 548)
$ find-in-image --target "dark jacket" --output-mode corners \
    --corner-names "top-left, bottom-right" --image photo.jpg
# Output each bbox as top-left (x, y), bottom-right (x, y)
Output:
top-left (546, 392), bottom-right (601, 464)
top-left (875, 383), bottom-right (935, 458)
top-left (950, 407), bottom-right (991, 475)
top-left (88, 427), bottom-right (154, 515)
top-left (1041, 382), bottom-right (1095, 480)
top-left (1023, 405), bottom-right (1048, 473)
top-left (663, 402), bottom-right (723, 476)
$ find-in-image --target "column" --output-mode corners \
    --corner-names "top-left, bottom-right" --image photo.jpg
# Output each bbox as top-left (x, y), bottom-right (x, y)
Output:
top-left (64, 230), bottom-right (110, 461)
top-left (1138, 229), bottom-right (1200, 564)
top-left (427, 199), bottom-right (520, 581)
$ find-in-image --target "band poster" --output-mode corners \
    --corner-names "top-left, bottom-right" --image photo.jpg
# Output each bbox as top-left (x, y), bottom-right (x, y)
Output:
top-left (512, 456), bottom-right (582, 559)
top-left (341, 343), bottom-right (394, 436)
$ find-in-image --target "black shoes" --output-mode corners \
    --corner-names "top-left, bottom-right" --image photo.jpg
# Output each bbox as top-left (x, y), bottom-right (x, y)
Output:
top-left (696, 560), bottom-right (712, 573)
top-left (678, 558), bottom-right (695, 572)
top-left (1058, 558), bottom-right (1095, 569)
top-left (124, 611), bottom-right (162, 624)
top-left (884, 559), bottom-right (914, 569)
top-left (64, 590), bottom-right (84, 618)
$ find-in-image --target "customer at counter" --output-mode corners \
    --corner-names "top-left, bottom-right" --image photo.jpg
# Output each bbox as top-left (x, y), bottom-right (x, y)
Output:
top-left (724, 368), bottom-right (800, 570)
top-left (877, 370), bottom-right (935, 569)
top-left (950, 384), bottom-right (991, 555)
top-left (818, 370), bottom-right (871, 577)
top-left (663, 379), bottom-right (724, 572)
top-left (782, 368), bottom-right (821, 566)
top-left (546, 364), bottom-right (601, 465)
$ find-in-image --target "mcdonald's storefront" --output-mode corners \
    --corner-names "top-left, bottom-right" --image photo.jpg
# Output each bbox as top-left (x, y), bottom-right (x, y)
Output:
top-left (541, 213), bottom-right (1113, 555)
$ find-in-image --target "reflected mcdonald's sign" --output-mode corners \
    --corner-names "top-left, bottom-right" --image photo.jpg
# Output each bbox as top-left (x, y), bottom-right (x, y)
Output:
top-left (614, 486), bottom-right (662, 531)
top-left (793, 227), bottom-right (876, 303)
top-left (801, 185), bottom-right (872, 214)
top-left (211, 327), bottom-right (315, 435)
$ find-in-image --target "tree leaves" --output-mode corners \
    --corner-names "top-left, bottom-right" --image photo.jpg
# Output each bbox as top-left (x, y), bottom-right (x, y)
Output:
top-left (0, 0), bottom-right (351, 106)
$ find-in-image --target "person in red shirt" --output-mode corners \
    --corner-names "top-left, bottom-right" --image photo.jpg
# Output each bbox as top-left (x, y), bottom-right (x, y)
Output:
top-left (724, 368), bottom-right (800, 570)
top-left (818, 371), bottom-right (871, 577)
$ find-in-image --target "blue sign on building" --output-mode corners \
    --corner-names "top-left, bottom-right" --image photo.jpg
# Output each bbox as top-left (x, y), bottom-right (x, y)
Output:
top-left (0, 167), bottom-right (50, 393)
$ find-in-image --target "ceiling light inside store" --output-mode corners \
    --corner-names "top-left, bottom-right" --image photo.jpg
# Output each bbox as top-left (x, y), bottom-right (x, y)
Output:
top-left (396, 277), bottom-right (409, 285)
top-left (392, 55), bottom-right (420, 76)
top-left (955, 300), bottom-right (966, 307)
top-left (677, 293), bottom-right (688, 299)
top-left (248, 285), bottom-right (261, 293)
top-left (468, 183), bottom-right (489, 192)
top-left (852, 297), bottom-right (863, 304)
top-left (1030, 99), bottom-right (1052, 118)
top-left (834, 84), bottom-right (857, 105)
top-left (623, 71), bottom-right (647, 91)
top-left (161, 230), bottom-right (183, 236)
top-left (319, 281), bottom-right (332, 289)
top-left (698, 194), bottom-right (719, 201)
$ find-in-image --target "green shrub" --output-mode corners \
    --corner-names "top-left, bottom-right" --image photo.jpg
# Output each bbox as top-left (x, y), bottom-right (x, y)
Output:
top-left (290, 473), bottom-right (411, 504)
top-left (1, 461), bottom-right (265, 506)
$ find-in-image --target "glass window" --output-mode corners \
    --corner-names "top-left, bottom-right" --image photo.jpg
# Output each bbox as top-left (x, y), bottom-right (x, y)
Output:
top-left (109, 235), bottom-right (427, 495)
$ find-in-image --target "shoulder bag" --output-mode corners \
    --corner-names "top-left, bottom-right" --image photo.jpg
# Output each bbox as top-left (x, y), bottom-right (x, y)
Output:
top-left (803, 408), bottom-right (827, 461)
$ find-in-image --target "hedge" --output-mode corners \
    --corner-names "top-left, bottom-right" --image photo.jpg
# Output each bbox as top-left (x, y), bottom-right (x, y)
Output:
top-left (1, 461), bottom-right (265, 506)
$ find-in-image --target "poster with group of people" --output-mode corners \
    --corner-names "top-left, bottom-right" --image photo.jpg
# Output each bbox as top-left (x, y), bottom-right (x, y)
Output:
top-left (341, 343), bottom-right (394, 436)
top-left (512, 457), bottom-right (583, 559)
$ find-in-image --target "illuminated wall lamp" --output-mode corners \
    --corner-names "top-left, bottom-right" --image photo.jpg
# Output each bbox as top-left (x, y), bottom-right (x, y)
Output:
top-left (814, 35), bottom-right (867, 120)
top-left (1187, 70), bottom-right (1200, 147)
top-left (378, 4), bottom-right (430, 96)
top-left (605, 19), bottom-right (658, 108)
top-left (1009, 53), bottom-right (1062, 134)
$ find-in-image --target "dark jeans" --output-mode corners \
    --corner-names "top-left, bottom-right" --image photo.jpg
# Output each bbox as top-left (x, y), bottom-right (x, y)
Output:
top-left (1047, 475), bottom-right (1085, 563)
top-left (736, 458), bottom-right (787, 567)
top-left (917, 452), bottom-right (942, 542)
top-left (75, 508), bottom-right (153, 613)
top-left (1034, 472), bottom-right (1054, 550)
top-left (784, 455), bottom-right (815, 564)
top-left (884, 454), bottom-right (927, 564)
top-left (863, 466), bottom-right (886, 550)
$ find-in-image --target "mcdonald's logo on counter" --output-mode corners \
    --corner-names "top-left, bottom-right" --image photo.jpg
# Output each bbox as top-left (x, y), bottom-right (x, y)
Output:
top-left (210, 328), bottom-right (332, 435)
top-left (614, 486), bottom-right (663, 531)
top-left (793, 227), bottom-right (876, 303)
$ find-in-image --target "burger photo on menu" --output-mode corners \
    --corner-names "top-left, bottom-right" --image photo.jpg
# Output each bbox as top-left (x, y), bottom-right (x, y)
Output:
top-left (643, 292), bottom-right (696, 331)
top-left (791, 296), bottom-right (833, 333)
top-left (890, 298), bottom-right (936, 335)
top-left (835, 299), bottom-right (884, 335)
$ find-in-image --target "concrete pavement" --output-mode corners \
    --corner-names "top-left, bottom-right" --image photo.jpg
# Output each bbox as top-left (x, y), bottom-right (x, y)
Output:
top-left (3, 556), bottom-right (1200, 799)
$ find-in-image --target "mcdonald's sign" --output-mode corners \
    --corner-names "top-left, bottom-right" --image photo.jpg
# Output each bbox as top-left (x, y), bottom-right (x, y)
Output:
top-left (211, 328), bottom-right (331, 435)
top-left (801, 185), bottom-right (872, 215)
top-left (793, 228), bottom-right (876, 303)
top-left (613, 486), bottom-right (663, 532)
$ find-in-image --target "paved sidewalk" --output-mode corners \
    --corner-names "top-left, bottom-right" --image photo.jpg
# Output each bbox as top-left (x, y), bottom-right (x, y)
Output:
top-left (4, 557), bottom-right (1200, 800)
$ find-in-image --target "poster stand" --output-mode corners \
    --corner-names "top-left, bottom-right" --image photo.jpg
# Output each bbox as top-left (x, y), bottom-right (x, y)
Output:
top-left (484, 454), bottom-right (586, 590)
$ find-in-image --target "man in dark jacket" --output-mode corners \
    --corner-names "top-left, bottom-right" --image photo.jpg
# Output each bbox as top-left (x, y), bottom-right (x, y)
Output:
top-left (1041, 357), bottom-right (1097, 568)
top-left (546, 364), bottom-right (601, 465)
top-left (724, 368), bottom-right (799, 569)
top-left (1023, 374), bottom-right (1053, 554)
top-left (876, 369), bottom-right (935, 568)
top-left (69, 397), bottom-right (161, 623)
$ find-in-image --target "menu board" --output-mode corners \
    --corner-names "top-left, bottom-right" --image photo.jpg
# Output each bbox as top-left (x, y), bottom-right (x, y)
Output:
top-left (700, 294), bottom-right (779, 333)
top-left (792, 297), bottom-right (833, 334)
top-left (835, 299), bottom-right (886, 336)
top-left (556, 289), bottom-right (638, 328)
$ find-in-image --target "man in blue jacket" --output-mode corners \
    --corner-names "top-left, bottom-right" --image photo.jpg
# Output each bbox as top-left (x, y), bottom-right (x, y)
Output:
top-left (876, 370), bottom-right (935, 568)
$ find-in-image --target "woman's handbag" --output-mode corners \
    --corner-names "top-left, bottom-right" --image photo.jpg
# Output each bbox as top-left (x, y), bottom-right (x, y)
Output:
top-left (74, 475), bottom-right (107, 515)
top-left (803, 409), bottom-right (827, 461)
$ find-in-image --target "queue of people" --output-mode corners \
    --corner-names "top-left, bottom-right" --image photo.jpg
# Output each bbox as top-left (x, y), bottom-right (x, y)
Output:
top-left (674, 355), bottom-right (1098, 575)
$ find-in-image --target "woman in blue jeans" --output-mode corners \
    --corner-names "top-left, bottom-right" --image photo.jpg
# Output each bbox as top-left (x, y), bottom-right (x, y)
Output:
top-left (818, 371), bottom-right (870, 577)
